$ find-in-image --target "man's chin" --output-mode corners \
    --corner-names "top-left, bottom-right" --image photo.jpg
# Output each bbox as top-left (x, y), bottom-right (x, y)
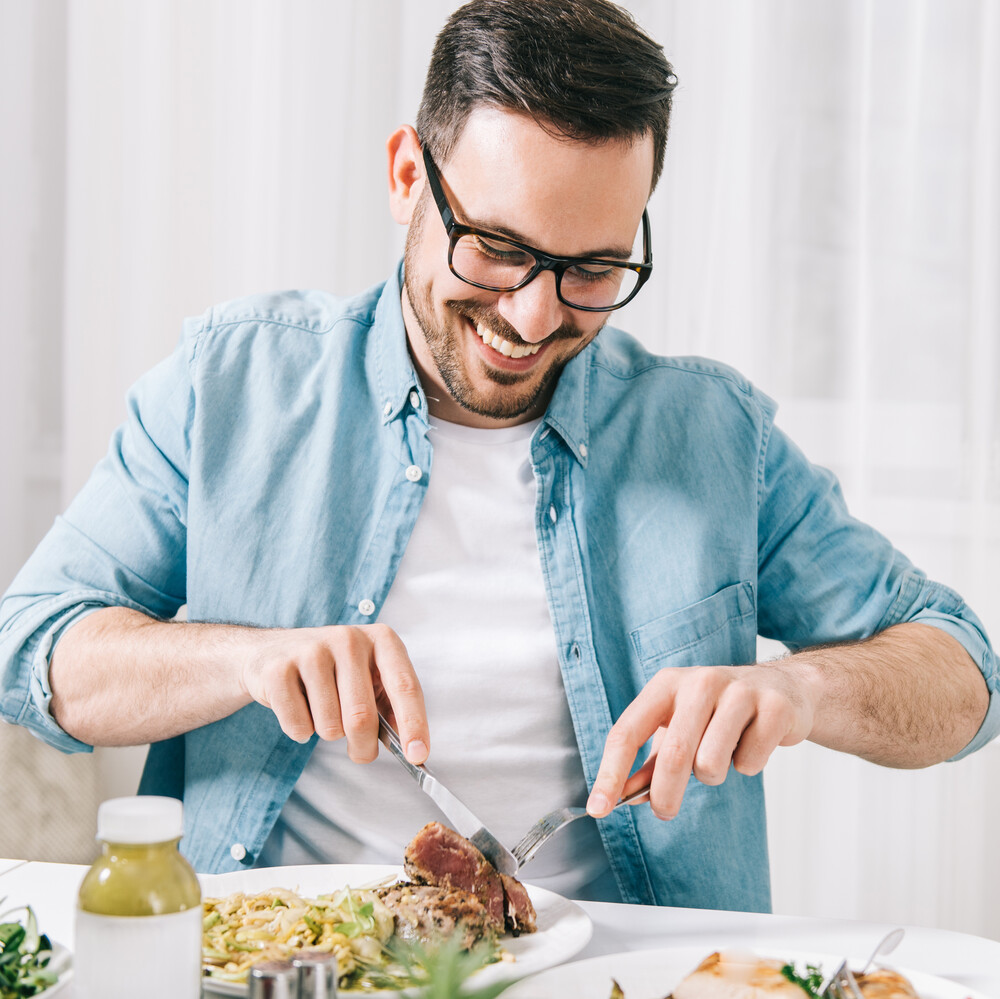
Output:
top-left (451, 391), bottom-right (540, 421)
top-left (447, 372), bottom-right (551, 421)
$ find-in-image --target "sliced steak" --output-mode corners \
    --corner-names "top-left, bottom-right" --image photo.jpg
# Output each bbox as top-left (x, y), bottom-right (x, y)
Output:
top-left (377, 883), bottom-right (495, 951)
top-left (499, 872), bottom-right (536, 935)
top-left (403, 822), bottom-right (505, 929)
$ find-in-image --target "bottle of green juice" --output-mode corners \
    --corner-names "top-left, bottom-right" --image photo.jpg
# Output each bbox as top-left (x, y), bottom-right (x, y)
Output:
top-left (75, 796), bottom-right (202, 999)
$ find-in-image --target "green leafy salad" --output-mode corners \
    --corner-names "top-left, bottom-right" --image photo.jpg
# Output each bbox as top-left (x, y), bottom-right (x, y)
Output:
top-left (0, 906), bottom-right (60, 998)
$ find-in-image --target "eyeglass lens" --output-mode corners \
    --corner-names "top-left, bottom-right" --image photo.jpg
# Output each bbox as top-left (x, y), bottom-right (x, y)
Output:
top-left (451, 233), bottom-right (641, 310)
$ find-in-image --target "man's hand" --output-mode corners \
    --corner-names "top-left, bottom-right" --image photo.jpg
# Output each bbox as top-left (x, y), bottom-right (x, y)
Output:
top-left (50, 607), bottom-right (430, 761)
top-left (241, 623), bottom-right (429, 763)
top-left (586, 662), bottom-right (817, 819)
top-left (586, 623), bottom-right (990, 821)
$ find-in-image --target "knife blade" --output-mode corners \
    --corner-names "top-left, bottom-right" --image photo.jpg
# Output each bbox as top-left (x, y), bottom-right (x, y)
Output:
top-left (377, 712), bottom-right (518, 876)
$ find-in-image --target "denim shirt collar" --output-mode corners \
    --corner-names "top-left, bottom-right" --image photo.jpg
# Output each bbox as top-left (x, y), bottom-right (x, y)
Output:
top-left (374, 262), bottom-right (423, 424)
top-left (375, 258), bottom-right (591, 466)
top-left (542, 344), bottom-right (592, 468)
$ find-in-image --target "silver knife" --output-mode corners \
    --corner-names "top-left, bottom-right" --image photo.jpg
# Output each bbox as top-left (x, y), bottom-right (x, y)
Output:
top-left (377, 712), bottom-right (518, 876)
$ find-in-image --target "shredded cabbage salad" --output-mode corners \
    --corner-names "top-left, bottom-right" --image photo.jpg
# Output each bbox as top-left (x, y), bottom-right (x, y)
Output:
top-left (202, 884), bottom-right (421, 991)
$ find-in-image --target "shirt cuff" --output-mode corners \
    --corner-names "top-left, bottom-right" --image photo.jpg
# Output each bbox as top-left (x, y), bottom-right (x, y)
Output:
top-left (2, 591), bottom-right (151, 754)
top-left (909, 607), bottom-right (1000, 762)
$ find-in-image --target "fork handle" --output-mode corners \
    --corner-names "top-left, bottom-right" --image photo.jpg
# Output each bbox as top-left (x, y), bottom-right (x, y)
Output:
top-left (615, 784), bottom-right (652, 808)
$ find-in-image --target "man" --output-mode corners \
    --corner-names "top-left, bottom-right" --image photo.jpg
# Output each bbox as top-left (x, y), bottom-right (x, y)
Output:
top-left (1, 0), bottom-right (996, 911)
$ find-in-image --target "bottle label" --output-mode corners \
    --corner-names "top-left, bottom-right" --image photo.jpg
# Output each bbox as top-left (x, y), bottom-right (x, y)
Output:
top-left (74, 907), bottom-right (203, 999)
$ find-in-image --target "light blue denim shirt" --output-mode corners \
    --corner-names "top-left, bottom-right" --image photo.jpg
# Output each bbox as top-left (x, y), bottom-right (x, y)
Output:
top-left (2, 265), bottom-right (998, 910)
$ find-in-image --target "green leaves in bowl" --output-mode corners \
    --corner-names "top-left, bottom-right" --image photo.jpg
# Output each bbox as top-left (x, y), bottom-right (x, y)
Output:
top-left (0, 905), bottom-right (60, 998)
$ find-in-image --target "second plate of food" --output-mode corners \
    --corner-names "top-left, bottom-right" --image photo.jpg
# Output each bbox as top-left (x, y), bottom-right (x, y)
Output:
top-left (500, 945), bottom-right (993, 999)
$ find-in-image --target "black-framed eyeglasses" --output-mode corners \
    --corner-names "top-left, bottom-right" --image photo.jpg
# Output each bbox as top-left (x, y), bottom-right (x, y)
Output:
top-left (421, 144), bottom-right (653, 313)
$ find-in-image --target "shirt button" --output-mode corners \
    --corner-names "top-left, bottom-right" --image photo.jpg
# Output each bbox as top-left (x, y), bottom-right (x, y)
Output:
top-left (549, 504), bottom-right (557, 524)
top-left (405, 465), bottom-right (422, 482)
top-left (230, 843), bottom-right (247, 862)
top-left (579, 443), bottom-right (588, 458)
top-left (409, 390), bottom-right (421, 408)
top-left (358, 598), bottom-right (376, 616)
top-left (383, 401), bottom-right (392, 417)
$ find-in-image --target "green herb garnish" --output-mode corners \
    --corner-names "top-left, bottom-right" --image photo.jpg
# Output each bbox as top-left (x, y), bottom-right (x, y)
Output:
top-left (780, 961), bottom-right (825, 997)
top-left (350, 936), bottom-right (507, 998)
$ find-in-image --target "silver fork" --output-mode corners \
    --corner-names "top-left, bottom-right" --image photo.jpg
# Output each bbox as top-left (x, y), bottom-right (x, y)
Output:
top-left (820, 927), bottom-right (905, 999)
top-left (510, 784), bottom-right (652, 868)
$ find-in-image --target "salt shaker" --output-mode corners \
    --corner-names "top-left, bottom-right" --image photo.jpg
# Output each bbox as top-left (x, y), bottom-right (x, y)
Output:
top-left (293, 949), bottom-right (338, 998)
top-left (249, 959), bottom-right (299, 999)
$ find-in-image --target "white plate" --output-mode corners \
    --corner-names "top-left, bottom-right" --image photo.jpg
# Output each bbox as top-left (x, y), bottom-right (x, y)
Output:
top-left (198, 864), bottom-right (592, 996)
top-left (501, 945), bottom-right (994, 999)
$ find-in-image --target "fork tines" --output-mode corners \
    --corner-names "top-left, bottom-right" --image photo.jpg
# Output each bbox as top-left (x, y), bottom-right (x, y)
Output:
top-left (821, 961), bottom-right (865, 999)
top-left (511, 807), bottom-right (583, 866)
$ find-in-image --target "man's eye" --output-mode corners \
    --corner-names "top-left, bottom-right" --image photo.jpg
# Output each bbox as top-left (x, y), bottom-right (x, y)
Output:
top-left (473, 236), bottom-right (530, 264)
top-left (567, 262), bottom-right (619, 283)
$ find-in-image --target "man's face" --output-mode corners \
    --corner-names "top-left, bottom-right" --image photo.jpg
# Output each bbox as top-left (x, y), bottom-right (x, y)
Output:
top-left (399, 108), bottom-right (654, 428)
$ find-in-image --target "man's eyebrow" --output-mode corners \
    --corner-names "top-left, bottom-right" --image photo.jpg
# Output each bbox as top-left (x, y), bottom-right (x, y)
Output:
top-left (465, 214), bottom-right (636, 261)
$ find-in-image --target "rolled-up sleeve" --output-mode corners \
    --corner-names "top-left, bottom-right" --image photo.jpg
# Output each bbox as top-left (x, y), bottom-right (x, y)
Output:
top-left (882, 570), bottom-right (999, 760)
top-left (0, 320), bottom-right (200, 751)
top-left (756, 419), bottom-right (999, 760)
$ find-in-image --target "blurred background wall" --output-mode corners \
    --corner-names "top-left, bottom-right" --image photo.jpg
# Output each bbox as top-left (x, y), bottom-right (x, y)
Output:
top-left (1, 0), bottom-right (997, 938)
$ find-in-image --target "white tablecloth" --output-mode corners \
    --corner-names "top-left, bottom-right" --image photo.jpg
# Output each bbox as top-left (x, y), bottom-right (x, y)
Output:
top-left (2, 859), bottom-right (998, 996)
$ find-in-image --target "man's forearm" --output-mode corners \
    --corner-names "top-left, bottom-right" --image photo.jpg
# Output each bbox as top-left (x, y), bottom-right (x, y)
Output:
top-left (788, 621), bottom-right (990, 767)
top-left (48, 607), bottom-right (432, 762)
top-left (49, 607), bottom-right (258, 746)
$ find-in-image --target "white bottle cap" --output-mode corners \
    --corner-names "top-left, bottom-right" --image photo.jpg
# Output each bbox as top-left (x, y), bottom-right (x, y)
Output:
top-left (96, 796), bottom-right (185, 844)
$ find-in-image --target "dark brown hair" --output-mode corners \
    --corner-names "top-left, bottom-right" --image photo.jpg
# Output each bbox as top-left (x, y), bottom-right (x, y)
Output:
top-left (416, 0), bottom-right (677, 191)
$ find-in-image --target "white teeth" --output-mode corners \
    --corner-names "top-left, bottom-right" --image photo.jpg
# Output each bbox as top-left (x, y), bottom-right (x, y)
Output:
top-left (475, 322), bottom-right (540, 358)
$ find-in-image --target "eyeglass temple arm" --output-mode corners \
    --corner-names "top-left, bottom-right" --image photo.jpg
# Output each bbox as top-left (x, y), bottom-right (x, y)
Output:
top-left (420, 143), bottom-right (456, 230)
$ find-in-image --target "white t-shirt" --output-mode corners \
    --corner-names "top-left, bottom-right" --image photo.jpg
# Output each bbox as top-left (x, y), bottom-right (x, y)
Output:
top-left (261, 416), bottom-right (618, 902)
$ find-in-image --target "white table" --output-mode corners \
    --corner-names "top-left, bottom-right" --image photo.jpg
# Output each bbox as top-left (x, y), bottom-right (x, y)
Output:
top-left (0, 857), bottom-right (28, 878)
top-left (3, 859), bottom-right (999, 996)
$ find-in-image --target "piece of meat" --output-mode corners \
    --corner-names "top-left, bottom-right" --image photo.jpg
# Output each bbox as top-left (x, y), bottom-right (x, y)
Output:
top-left (855, 969), bottom-right (921, 999)
top-left (665, 953), bottom-right (922, 999)
top-left (668, 951), bottom-right (810, 999)
top-left (377, 883), bottom-right (495, 951)
top-left (403, 822), bottom-right (505, 929)
top-left (499, 872), bottom-right (537, 935)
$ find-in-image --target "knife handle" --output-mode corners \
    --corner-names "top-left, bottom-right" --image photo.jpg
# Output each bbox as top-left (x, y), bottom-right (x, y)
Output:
top-left (377, 712), bottom-right (426, 785)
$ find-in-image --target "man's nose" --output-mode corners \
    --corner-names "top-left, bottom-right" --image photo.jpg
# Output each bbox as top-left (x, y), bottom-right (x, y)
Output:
top-left (494, 270), bottom-right (567, 345)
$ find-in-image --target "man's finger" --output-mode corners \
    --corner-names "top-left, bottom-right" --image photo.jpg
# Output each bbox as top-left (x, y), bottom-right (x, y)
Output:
top-left (621, 754), bottom-right (656, 803)
top-left (690, 682), bottom-right (756, 785)
top-left (644, 675), bottom-right (720, 818)
top-left (266, 667), bottom-right (317, 744)
top-left (731, 693), bottom-right (798, 775)
top-left (330, 627), bottom-right (381, 763)
top-left (586, 669), bottom-right (686, 817)
top-left (369, 624), bottom-right (429, 764)
top-left (297, 644), bottom-right (345, 743)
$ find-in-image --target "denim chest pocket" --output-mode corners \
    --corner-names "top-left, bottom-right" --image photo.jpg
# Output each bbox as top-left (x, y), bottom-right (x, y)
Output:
top-left (630, 581), bottom-right (757, 677)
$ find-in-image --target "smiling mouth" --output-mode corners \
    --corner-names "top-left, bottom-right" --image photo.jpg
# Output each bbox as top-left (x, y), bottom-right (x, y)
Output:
top-left (475, 321), bottom-right (541, 359)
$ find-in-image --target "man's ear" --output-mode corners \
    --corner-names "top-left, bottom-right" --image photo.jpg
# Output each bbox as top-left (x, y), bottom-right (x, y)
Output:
top-left (387, 125), bottom-right (425, 225)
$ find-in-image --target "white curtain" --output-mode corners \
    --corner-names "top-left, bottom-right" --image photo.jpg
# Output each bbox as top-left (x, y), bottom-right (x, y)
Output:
top-left (2, 0), bottom-right (998, 935)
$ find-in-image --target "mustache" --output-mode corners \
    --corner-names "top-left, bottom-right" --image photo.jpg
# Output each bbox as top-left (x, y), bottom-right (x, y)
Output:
top-left (446, 300), bottom-right (586, 346)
